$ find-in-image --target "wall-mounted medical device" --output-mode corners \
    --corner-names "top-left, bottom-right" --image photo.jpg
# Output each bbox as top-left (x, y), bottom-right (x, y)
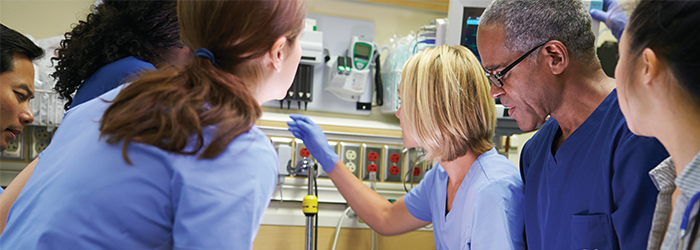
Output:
top-left (263, 14), bottom-right (377, 115)
top-left (281, 19), bottom-right (324, 110)
top-left (583, 0), bottom-right (604, 42)
top-left (446, 0), bottom-right (604, 50)
top-left (324, 36), bottom-right (376, 104)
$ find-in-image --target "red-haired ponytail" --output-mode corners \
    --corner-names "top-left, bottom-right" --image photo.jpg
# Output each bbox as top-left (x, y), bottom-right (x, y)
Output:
top-left (99, 0), bottom-right (305, 164)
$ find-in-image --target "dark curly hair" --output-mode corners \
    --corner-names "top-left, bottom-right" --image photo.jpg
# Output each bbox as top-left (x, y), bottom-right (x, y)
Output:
top-left (52, 0), bottom-right (181, 110)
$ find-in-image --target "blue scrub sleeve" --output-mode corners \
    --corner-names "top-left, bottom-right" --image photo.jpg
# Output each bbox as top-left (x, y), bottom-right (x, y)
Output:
top-left (403, 168), bottom-right (437, 222)
top-left (609, 135), bottom-right (668, 250)
top-left (0, 186), bottom-right (3, 195)
top-left (170, 143), bottom-right (278, 249)
top-left (519, 133), bottom-right (538, 182)
top-left (470, 179), bottom-right (526, 250)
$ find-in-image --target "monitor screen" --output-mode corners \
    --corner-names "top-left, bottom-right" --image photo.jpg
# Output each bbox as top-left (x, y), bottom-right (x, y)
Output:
top-left (460, 7), bottom-right (486, 62)
top-left (354, 43), bottom-right (371, 60)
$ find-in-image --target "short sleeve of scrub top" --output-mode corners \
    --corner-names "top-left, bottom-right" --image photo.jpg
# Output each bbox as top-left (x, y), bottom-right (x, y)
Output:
top-left (403, 166), bottom-right (438, 222)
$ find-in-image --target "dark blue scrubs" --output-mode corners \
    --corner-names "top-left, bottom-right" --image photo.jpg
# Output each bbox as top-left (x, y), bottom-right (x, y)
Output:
top-left (69, 56), bottom-right (154, 110)
top-left (520, 89), bottom-right (669, 250)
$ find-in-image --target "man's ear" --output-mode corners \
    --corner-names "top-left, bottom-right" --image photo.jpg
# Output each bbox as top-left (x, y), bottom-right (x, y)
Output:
top-left (267, 36), bottom-right (287, 72)
top-left (542, 41), bottom-right (569, 75)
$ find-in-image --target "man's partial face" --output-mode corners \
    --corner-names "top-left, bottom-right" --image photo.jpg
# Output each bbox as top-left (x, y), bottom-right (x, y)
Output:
top-left (0, 54), bottom-right (35, 151)
top-left (477, 25), bottom-right (553, 132)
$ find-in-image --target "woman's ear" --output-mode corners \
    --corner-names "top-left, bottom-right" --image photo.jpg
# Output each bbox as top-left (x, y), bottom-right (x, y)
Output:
top-left (640, 48), bottom-right (663, 87)
top-left (267, 36), bottom-right (287, 72)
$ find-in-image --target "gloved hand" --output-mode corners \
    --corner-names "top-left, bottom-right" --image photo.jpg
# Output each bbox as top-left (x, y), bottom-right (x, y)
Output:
top-left (590, 0), bottom-right (627, 41)
top-left (287, 114), bottom-right (339, 173)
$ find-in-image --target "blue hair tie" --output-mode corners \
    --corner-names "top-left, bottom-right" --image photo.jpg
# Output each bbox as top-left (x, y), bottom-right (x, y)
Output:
top-left (194, 48), bottom-right (220, 68)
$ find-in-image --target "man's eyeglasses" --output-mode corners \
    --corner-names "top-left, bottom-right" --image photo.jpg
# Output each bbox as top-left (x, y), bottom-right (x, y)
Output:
top-left (484, 40), bottom-right (550, 88)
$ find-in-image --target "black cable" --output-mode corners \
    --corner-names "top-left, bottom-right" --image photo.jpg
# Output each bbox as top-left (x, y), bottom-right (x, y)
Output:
top-left (403, 170), bottom-right (410, 192)
top-left (374, 52), bottom-right (384, 106)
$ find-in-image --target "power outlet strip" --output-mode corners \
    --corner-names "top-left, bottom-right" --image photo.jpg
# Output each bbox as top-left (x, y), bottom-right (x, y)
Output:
top-left (339, 142), bottom-right (361, 178)
top-left (1, 132), bottom-right (25, 160)
top-left (405, 148), bottom-right (427, 184)
top-left (292, 139), bottom-right (315, 177)
top-left (361, 143), bottom-right (383, 181)
top-left (30, 126), bottom-right (53, 159)
top-left (383, 145), bottom-right (404, 182)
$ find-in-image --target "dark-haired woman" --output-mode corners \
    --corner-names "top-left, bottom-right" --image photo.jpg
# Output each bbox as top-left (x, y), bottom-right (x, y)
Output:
top-left (0, 0), bottom-right (305, 248)
top-left (614, 0), bottom-right (700, 249)
top-left (53, 0), bottom-right (188, 110)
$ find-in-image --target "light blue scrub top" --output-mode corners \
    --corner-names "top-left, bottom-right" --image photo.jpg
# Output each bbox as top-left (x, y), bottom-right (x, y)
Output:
top-left (403, 148), bottom-right (525, 250)
top-left (0, 86), bottom-right (279, 249)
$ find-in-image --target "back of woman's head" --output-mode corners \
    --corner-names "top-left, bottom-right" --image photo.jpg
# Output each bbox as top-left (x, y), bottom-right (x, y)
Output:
top-left (100, 0), bottom-right (306, 164)
top-left (53, 0), bottom-right (181, 110)
top-left (400, 45), bottom-right (496, 162)
top-left (627, 0), bottom-right (700, 102)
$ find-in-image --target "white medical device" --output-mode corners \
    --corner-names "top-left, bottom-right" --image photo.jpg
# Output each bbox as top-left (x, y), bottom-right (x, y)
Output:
top-left (299, 19), bottom-right (324, 65)
top-left (324, 36), bottom-right (375, 102)
top-left (281, 18), bottom-right (323, 110)
top-left (349, 36), bottom-right (374, 71)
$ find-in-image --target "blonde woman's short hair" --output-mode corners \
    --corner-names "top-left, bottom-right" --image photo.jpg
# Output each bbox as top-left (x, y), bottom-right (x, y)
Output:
top-left (399, 45), bottom-right (496, 162)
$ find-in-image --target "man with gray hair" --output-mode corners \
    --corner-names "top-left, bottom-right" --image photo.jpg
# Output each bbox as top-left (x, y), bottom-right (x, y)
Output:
top-left (476, 0), bottom-right (668, 249)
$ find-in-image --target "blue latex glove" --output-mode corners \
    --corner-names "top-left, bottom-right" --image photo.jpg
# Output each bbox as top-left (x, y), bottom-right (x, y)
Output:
top-left (287, 114), bottom-right (339, 173)
top-left (590, 0), bottom-right (627, 41)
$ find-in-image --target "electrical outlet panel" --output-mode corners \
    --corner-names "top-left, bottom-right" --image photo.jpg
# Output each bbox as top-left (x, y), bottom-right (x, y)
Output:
top-left (291, 139), bottom-right (338, 178)
top-left (404, 148), bottom-right (426, 184)
top-left (361, 143), bottom-right (383, 181)
top-left (383, 145), bottom-right (404, 182)
top-left (339, 142), bottom-right (361, 178)
top-left (271, 137), bottom-right (293, 176)
top-left (30, 126), bottom-right (53, 159)
top-left (293, 139), bottom-right (314, 177)
top-left (1, 131), bottom-right (25, 160)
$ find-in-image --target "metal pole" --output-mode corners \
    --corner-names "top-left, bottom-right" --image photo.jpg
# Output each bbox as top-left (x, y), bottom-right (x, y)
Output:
top-left (305, 165), bottom-right (315, 250)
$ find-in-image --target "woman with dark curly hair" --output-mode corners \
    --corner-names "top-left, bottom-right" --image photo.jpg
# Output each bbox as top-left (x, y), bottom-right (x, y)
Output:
top-left (53, 0), bottom-right (189, 110)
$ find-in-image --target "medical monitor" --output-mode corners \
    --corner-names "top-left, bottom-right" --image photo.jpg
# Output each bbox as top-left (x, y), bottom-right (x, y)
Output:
top-left (447, 0), bottom-right (604, 59)
top-left (445, 0), bottom-right (491, 60)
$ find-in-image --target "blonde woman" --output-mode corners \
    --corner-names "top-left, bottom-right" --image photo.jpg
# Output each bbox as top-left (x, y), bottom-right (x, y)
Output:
top-left (288, 45), bottom-right (525, 249)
